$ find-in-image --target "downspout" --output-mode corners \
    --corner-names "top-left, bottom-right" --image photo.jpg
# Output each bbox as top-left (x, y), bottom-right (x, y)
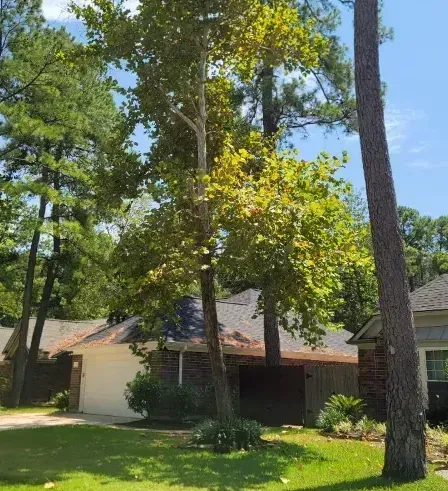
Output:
top-left (178, 344), bottom-right (187, 386)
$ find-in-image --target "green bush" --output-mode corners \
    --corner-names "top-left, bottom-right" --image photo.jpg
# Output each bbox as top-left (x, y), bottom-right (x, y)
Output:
top-left (334, 420), bottom-right (353, 435)
top-left (52, 390), bottom-right (70, 411)
top-left (166, 384), bottom-right (198, 421)
top-left (325, 394), bottom-right (366, 421)
top-left (124, 372), bottom-right (164, 419)
top-left (191, 417), bottom-right (262, 453)
top-left (355, 416), bottom-right (379, 437)
top-left (316, 407), bottom-right (349, 432)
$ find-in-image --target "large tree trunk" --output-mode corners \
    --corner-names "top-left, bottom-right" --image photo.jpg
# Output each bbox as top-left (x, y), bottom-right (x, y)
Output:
top-left (261, 59), bottom-right (282, 367)
top-left (196, 26), bottom-right (233, 421)
top-left (21, 171), bottom-right (60, 404)
top-left (354, 0), bottom-right (427, 480)
top-left (9, 169), bottom-right (48, 407)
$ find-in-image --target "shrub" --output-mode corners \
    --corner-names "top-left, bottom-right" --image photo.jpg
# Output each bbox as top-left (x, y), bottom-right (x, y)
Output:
top-left (197, 384), bottom-right (217, 417)
top-left (52, 390), bottom-right (70, 411)
top-left (166, 384), bottom-right (198, 421)
top-left (316, 407), bottom-right (350, 432)
top-left (325, 394), bottom-right (366, 422)
top-left (124, 372), bottom-right (164, 419)
top-left (334, 420), bottom-right (353, 435)
top-left (191, 417), bottom-right (262, 453)
top-left (375, 422), bottom-right (387, 437)
top-left (354, 416), bottom-right (378, 437)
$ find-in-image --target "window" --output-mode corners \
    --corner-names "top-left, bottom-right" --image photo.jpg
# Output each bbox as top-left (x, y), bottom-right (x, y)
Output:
top-left (426, 350), bottom-right (448, 382)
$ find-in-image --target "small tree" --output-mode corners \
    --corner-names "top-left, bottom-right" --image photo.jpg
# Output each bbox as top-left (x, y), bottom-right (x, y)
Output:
top-left (211, 139), bottom-right (371, 345)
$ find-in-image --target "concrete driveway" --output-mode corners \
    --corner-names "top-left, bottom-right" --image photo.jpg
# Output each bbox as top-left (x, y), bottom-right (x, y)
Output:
top-left (0, 412), bottom-right (139, 431)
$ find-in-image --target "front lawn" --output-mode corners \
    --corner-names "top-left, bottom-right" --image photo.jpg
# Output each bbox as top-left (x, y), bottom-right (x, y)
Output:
top-left (0, 426), bottom-right (446, 490)
top-left (0, 405), bottom-right (59, 416)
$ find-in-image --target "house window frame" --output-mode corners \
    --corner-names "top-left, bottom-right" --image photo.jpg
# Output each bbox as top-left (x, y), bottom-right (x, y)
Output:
top-left (424, 349), bottom-right (448, 383)
top-left (418, 346), bottom-right (448, 408)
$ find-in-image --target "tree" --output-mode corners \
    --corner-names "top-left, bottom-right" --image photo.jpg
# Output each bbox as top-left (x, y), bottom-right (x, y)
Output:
top-left (211, 139), bottom-right (368, 346)
top-left (74, 0), bottom-right (328, 420)
top-left (354, 0), bottom-right (426, 479)
top-left (242, 0), bottom-right (357, 365)
top-left (1, 24), bottom-right (130, 405)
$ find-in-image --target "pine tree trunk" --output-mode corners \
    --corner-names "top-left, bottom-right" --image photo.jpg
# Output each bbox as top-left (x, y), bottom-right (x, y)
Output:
top-left (354, 0), bottom-right (427, 480)
top-left (196, 25), bottom-right (233, 421)
top-left (21, 171), bottom-right (60, 404)
top-left (261, 59), bottom-right (282, 367)
top-left (263, 285), bottom-right (281, 367)
top-left (9, 169), bottom-right (48, 407)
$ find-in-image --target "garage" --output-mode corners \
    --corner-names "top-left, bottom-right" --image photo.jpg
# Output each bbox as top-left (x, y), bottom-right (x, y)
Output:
top-left (80, 350), bottom-right (141, 418)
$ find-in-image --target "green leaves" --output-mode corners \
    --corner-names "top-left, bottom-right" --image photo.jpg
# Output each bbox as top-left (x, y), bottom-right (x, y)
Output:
top-left (209, 140), bottom-right (371, 345)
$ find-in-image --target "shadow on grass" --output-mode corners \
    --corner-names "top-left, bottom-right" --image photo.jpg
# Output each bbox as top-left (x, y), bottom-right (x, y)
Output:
top-left (301, 476), bottom-right (427, 491)
top-left (0, 426), bottom-right (326, 490)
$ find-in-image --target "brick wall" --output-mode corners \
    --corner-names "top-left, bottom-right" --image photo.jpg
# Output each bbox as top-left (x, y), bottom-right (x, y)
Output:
top-left (358, 336), bottom-right (387, 420)
top-left (68, 355), bottom-right (83, 412)
top-left (28, 355), bottom-right (72, 402)
top-left (0, 361), bottom-right (13, 404)
top-left (0, 356), bottom-right (71, 405)
top-left (151, 350), bottom-right (354, 398)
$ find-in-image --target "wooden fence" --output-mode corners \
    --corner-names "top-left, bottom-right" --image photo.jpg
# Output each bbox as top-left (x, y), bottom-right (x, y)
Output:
top-left (304, 364), bottom-right (359, 426)
top-left (239, 363), bottom-right (359, 427)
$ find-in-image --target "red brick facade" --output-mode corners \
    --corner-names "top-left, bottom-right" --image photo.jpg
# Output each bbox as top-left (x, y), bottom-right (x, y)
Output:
top-left (0, 356), bottom-right (71, 405)
top-left (68, 355), bottom-right (83, 412)
top-left (358, 336), bottom-right (387, 420)
top-left (150, 350), bottom-right (354, 398)
top-left (68, 349), bottom-right (356, 412)
top-left (0, 362), bottom-right (13, 404)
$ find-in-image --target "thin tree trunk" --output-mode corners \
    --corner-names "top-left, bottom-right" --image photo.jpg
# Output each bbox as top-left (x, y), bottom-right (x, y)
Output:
top-left (9, 168), bottom-right (48, 407)
top-left (261, 59), bottom-right (282, 366)
top-left (354, 0), bottom-right (426, 480)
top-left (21, 171), bottom-right (61, 404)
top-left (196, 25), bottom-right (233, 421)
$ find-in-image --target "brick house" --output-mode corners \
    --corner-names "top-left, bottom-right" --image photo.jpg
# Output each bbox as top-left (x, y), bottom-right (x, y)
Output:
top-left (0, 318), bottom-right (106, 404)
top-left (62, 289), bottom-right (358, 418)
top-left (348, 273), bottom-right (448, 420)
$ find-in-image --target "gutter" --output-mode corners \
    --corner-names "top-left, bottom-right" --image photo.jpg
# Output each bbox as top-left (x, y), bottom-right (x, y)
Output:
top-left (178, 344), bottom-right (187, 385)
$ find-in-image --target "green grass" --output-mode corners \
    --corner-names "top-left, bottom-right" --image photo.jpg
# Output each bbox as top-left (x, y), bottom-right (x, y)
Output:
top-left (0, 426), bottom-right (446, 490)
top-left (0, 405), bottom-right (59, 416)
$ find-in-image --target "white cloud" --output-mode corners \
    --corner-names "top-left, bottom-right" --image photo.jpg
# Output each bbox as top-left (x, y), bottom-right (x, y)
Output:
top-left (384, 106), bottom-right (425, 155)
top-left (408, 160), bottom-right (447, 170)
top-left (409, 142), bottom-right (428, 154)
top-left (42, 0), bottom-right (138, 21)
top-left (389, 144), bottom-right (401, 154)
top-left (343, 106), bottom-right (425, 151)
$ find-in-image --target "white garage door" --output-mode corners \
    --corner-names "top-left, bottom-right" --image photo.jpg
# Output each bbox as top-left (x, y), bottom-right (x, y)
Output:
top-left (82, 353), bottom-right (142, 418)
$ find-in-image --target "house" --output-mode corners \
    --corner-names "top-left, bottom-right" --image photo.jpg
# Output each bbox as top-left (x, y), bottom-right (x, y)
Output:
top-left (348, 273), bottom-right (448, 421)
top-left (0, 318), bottom-right (106, 404)
top-left (61, 289), bottom-right (358, 418)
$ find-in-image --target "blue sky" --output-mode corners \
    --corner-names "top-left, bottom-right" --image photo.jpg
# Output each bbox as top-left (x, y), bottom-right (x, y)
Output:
top-left (44, 0), bottom-right (447, 218)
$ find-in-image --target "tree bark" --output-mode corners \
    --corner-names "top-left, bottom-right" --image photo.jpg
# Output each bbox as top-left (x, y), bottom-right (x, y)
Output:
top-left (196, 25), bottom-right (233, 421)
top-left (261, 59), bottom-right (282, 367)
top-left (9, 168), bottom-right (48, 407)
top-left (21, 170), bottom-right (61, 404)
top-left (354, 0), bottom-right (427, 480)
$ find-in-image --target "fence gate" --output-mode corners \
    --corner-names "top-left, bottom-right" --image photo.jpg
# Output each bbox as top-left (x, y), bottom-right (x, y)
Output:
top-left (239, 366), bottom-right (305, 426)
top-left (304, 364), bottom-right (359, 426)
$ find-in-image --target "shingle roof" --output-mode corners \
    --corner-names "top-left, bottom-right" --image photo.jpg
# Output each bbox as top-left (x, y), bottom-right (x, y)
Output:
top-left (70, 289), bottom-right (357, 358)
top-left (0, 328), bottom-right (14, 360)
top-left (410, 274), bottom-right (448, 312)
top-left (2, 318), bottom-right (107, 359)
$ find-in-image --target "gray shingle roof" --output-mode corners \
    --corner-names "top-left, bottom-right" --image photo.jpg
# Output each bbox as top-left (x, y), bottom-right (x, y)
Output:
top-left (2, 318), bottom-right (107, 359)
top-left (0, 328), bottom-right (14, 360)
top-left (72, 289), bottom-right (356, 358)
top-left (410, 274), bottom-right (448, 312)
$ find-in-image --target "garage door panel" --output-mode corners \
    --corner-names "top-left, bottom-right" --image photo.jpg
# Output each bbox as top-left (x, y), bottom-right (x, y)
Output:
top-left (82, 354), bottom-right (142, 418)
